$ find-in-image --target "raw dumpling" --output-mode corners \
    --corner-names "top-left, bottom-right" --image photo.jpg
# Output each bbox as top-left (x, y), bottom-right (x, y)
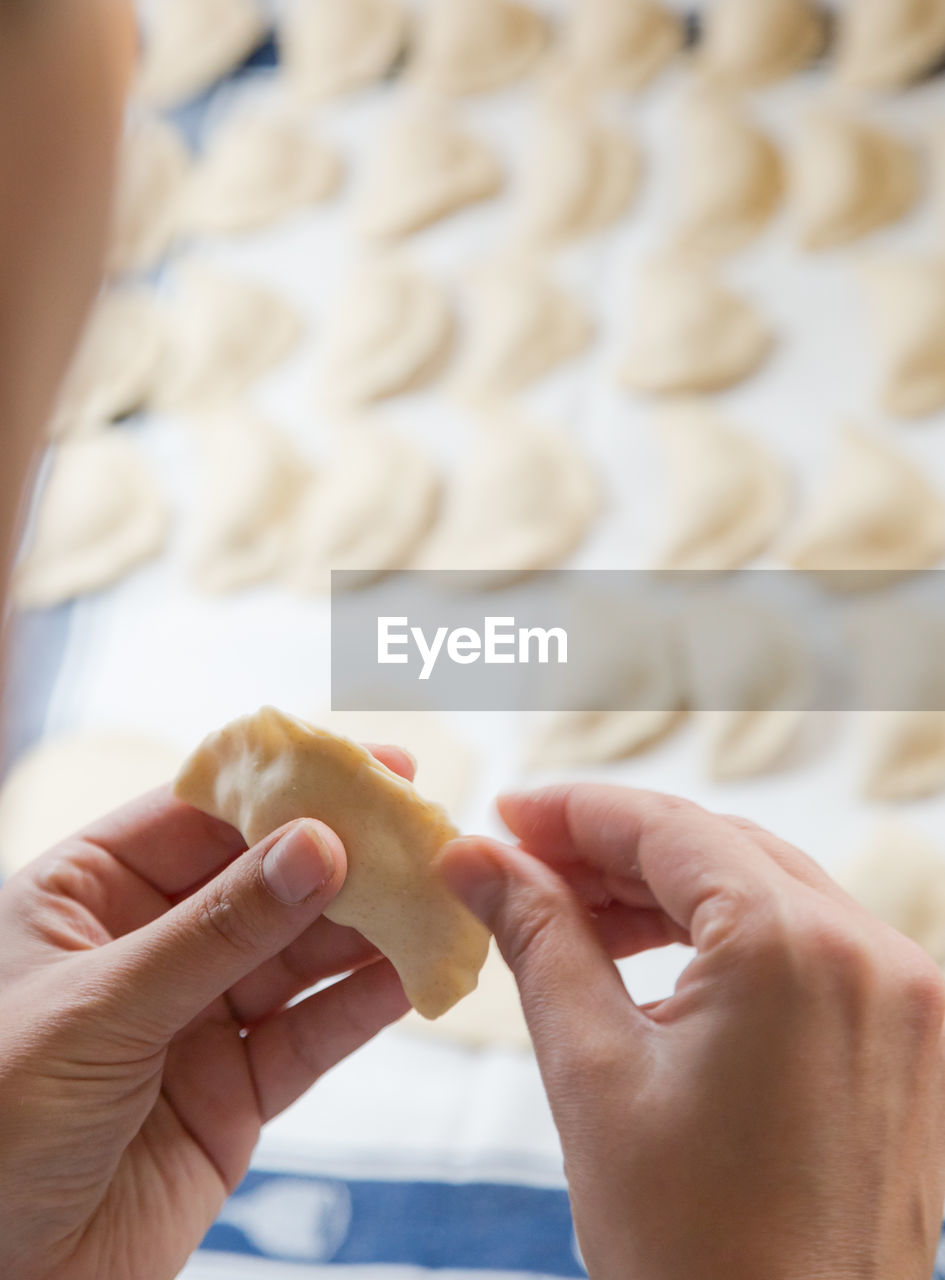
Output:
top-left (0, 731), bottom-right (183, 876)
top-left (701, 0), bottom-right (825, 87)
top-left (673, 94), bottom-right (783, 255)
top-left (620, 257), bottom-right (773, 395)
top-left (136, 0), bottom-right (268, 109)
top-left (455, 260), bottom-right (592, 397)
top-left (187, 413), bottom-right (309, 593)
top-left (559, 0), bottom-right (683, 91)
top-left (179, 104), bottom-right (342, 236)
top-left (655, 407), bottom-right (788, 570)
top-left (836, 0), bottom-right (945, 91)
top-left (15, 434), bottom-right (169, 609)
top-left (401, 941), bottom-right (531, 1050)
top-left (860, 258), bottom-right (945, 419)
top-left (356, 112), bottom-right (503, 238)
top-left (50, 290), bottom-right (165, 439)
top-left (279, 0), bottom-right (409, 101)
top-left (286, 429), bottom-right (440, 592)
top-left (516, 108), bottom-right (640, 243)
top-left (837, 825), bottom-right (945, 965)
top-left (411, 0), bottom-right (547, 95)
top-left (416, 416), bottom-right (599, 581)
top-left (174, 708), bottom-right (490, 1018)
top-left (783, 427), bottom-right (945, 578)
top-left (154, 263), bottom-right (304, 411)
top-left (791, 111), bottom-right (918, 251)
top-left (318, 260), bottom-right (454, 407)
top-left (108, 114), bottom-right (189, 277)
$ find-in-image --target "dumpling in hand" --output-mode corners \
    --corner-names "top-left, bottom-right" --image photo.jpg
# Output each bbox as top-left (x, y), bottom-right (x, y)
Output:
top-left (558, 0), bottom-right (683, 91)
top-left (620, 257), bottom-right (773, 395)
top-left (860, 258), bottom-right (945, 419)
top-left (836, 0), bottom-right (945, 91)
top-left (136, 0), bottom-right (268, 108)
top-left (356, 112), bottom-right (503, 238)
top-left (108, 114), bottom-right (190, 278)
top-left (279, 0), bottom-right (409, 100)
top-left (516, 107), bottom-right (640, 244)
top-left (672, 93), bottom-right (783, 255)
top-left (790, 110), bottom-right (919, 251)
top-left (700, 0), bottom-right (825, 87)
top-left (654, 406), bottom-right (788, 570)
top-left (783, 426), bottom-right (945, 579)
top-left (317, 260), bottom-right (454, 407)
top-left (410, 0), bottom-right (547, 95)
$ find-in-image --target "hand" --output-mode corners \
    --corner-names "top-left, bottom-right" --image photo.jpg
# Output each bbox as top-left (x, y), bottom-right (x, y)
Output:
top-left (440, 785), bottom-right (945, 1280)
top-left (0, 745), bottom-right (412, 1280)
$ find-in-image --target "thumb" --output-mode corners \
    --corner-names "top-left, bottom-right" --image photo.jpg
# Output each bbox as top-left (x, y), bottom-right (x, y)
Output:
top-left (438, 836), bottom-right (643, 1074)
top-left (100, 818), bottom-right (346, 1042)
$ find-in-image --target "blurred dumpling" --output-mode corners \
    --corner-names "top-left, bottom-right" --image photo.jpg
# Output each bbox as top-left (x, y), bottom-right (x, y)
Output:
top-left (280, 0), bottom-right (409, 100)
top-left (318, 260), bottom-right (454, 406)
top-left (136, 0), bottom-right (268, 108)
top-left (836, 0), bottom-right (945, 91)
top-left (16, 434), bottom-right (168, 609)
top-left (179, 104), bottom-right (342, 236)
top-left (783, 427), bottom-right (945, 577)
top-left (357, 112), bottom-right (503, 238)
top-left (187, 413), bottom-right (309, 593)
top-left (108, 114), bottom-right (189, 277)
top-left (620, 257), bottom-right (773, 395)
top-left (860, 258), bottom-right (945, 419)
top-left (286, 429), bottom-right (440, 592)
top-left (411, 0), bottom-right (547, 95)
top-left (559, 0), bottom-right (683, 91)
top-left (791, 111), bottom-right (919, 251)
top-left (673, 93), bottom-right (783, 255)
top-left (701, 0), bottom-right (825, 86)
top-left (516, 107), bottom-right (640, 243)
top-left (655, 406), bottom-right (788, 570)
top-left (456, 259), bottom-right (592, 397)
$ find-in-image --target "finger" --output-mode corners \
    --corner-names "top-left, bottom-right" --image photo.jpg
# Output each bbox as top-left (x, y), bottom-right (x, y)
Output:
top-left (720, 814), bottom-right (847, 899)
top-left (246, 959), bottom-right (409, 1121)
top-left (438, 836), bottom-right (647, 1076)
top-left (97, 818), bottom-right (348, 1042)
top-left (591, 901), bottom-right (691, 958)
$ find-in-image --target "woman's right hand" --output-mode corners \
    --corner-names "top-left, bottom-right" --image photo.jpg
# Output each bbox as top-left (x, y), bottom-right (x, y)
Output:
top-left (441, 785), bottom-right (945, 1280)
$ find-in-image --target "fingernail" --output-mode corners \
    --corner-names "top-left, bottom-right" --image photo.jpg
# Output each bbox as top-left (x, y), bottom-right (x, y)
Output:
top-left (264, 821), bottom-right (335, 905)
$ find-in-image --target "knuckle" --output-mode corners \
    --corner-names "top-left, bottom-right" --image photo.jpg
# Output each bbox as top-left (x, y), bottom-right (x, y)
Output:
top-left (792, 910), bottom-right (878, 993)
top-left (195, 880), bottom-right (258, 958)
top-left (496, 881), bottom-right (565, 977)
top-left (896, 950), bottom-right (945, 1034)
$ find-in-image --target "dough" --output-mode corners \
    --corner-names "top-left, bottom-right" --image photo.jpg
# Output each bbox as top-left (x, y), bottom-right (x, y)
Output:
top-left (279, 0), bottom-right (409, 101)
top-left (108, 114), bottom-right (189, 277)
top-left (318, 260), bottom-right (454, 406)
top-left (655, 406), bottom-right (788, 570)
top-left (50, 289), bottom-right (165, 439)
top-left (683, 597), bottom-right (810, 780)
top-left (136, 0), bottom-right (268, 109)
top-left (860, 258), bottom-right (945, 419)
top-left (154, 263), bottom-right (304, 411)
top-left (410, 0), bottom-right (547, 96)
top-left (791, 111), bottom-right (918, 251)
top-left (416, 415), bottom-right (599, 581)
top-left (559, 0), bottom-right (682, 91)
top-left (673, 93), bottom-right (783, 255)
top-left (783, 427), bottom-right (945, 578)
top-left (701, 0), bottom-right (825, 87)
top-left (836, 0), bottom-right (945, 91)
top-left (0, 732), bottom-right (182, 877)
top-left (620, 257), bottom-right (773, 395)
top-left (16, 433), bottom-right (169, 609)
top-left (174, 708), bottom-right (490, 1018)
top-left (517, 108), bottom-right (640, 243)
top-left (179, 104), bottom-right (342, 236)
top-left (401, 941), bottom-right (530, 1050)
top-left (187, 413), bottom-right (310, 593)
top-left (838, 824), bottom-right (945, 965)
top-left (356, 112), bottom-right (503, 238)
top-left (285, 428), bottom-right (440, 592)
top-left (455, 259), bottom-right (592, 397)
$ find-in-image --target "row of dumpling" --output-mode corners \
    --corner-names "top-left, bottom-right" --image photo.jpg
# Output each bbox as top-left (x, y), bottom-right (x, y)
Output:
top-left (133, 0), bottom-right (945, 112)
